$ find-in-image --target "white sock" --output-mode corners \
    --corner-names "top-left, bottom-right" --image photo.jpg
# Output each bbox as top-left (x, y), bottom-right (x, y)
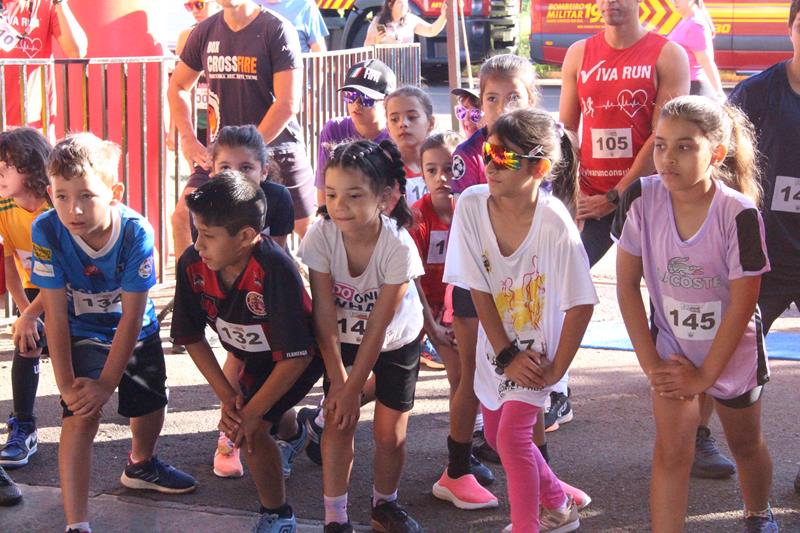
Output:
top-left (66, 522), bottom-right (92, 533)
top-left (323, 493), bottom-right (348, 524)
top-left (315, 408), bottom-right (326, 429)
top-left (473, 412), bottom-right (484, 433)
top-left (372, 487), bottom-right (398, 507)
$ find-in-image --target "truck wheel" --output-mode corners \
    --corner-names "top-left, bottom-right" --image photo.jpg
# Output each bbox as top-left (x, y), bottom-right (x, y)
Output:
top-left (343, 7), bottom-right (380, 49)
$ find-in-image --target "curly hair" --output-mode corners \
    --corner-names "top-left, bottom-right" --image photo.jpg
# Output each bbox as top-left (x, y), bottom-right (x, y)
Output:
top-left (0, 127), bottom-right (52, 199)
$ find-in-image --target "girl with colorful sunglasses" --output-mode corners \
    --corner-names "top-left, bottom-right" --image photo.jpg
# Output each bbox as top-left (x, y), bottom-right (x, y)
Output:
top-left (444, 108), bottom-right (596, 532)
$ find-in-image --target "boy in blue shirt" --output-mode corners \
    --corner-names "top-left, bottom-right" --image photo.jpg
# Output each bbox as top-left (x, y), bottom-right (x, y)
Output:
top-left (31, 133), bottom-right (196, 533)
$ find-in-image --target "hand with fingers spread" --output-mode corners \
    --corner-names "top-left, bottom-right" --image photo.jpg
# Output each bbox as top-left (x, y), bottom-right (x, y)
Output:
top-left (219, 393), bottom-right (245, 440)
top-left (180, 136), bottom-right (211, 170)
top-left (503, 349), bottom-right (545, 389)
top-left (69, 378), bottom-right (114, 417)
top-left (12, 313), bottom-right (40, 355)
top-left (649, 354), bottom-right (708, 400)
top-left (231, 403), bottom-right (264, 454)
top-left (577, 193), bottom-right (615, 220)
top-left (325, 382), bottom-right (361, 430)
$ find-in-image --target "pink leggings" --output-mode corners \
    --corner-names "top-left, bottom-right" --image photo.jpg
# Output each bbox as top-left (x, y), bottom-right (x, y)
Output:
top-left (482, 401), bottom-right (566, 533)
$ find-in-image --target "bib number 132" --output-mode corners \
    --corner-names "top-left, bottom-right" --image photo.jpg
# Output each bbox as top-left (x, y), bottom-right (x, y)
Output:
top-left (662, 296), bottom-right (720, 341)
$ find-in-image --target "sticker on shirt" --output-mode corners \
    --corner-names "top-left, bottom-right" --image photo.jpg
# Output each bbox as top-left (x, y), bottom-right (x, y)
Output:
top-left (246, 291), bottom-right (267, 317)
top-left (662, 296), bottom-right (720, 341)
top-left (452, 155), bottom-right (466, 181)
top-left (336, 308), bottom-right (370, 344)
top-left (770, 176), bottom-right (800, 213)
top-left (405, 176), bottom-right (428, 205)
top-left (591, 128), bottom-right (633, 159)
top-left (426, 230), bottom-right (448, 264)
top-left (215, 317), bottom-right (271, 353)
top-left (32, 243), bottom-right (51, 261)
top-left (33, 261), bottom-right (54, 278)
top-left (0, 18), bottom-right (22, 53)
top-left (72, 288), bottom-right (123, 316)
top-left (16, 249), bottom-right (32, 273)
top-left (138, 257), bottom-right (154, 279)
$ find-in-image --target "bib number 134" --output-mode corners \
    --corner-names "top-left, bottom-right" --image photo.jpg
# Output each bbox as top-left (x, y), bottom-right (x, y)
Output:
top-left (663, 296), bottom-right (720, 341)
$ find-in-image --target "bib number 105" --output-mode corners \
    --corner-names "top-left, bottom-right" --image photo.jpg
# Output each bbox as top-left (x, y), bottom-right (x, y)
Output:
top-left (591, 128), bottom-right (633, 159)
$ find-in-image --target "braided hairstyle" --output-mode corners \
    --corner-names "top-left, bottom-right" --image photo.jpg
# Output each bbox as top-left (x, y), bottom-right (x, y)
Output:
top-left (321, 139), bottom-right (413, 228)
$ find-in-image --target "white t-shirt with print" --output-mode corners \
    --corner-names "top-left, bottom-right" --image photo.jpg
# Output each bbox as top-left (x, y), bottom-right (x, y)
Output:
top-left (444, 185), bottom-right (598, 409)
top-left (299, 214), bottom-right (425, 352)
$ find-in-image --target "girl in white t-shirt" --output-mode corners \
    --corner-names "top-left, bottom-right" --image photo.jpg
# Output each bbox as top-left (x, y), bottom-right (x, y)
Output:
top-left (299, 139), bottom-right (425, 533)
top-left (444, 109), bottom-right (597, 533)
top-left (614, 96), bottom-right (778, 531)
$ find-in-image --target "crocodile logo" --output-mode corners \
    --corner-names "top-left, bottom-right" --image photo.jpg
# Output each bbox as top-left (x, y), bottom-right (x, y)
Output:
top-left (667, 257), bottom-right (704, 276)
top-left (661, 256), bottom-right (720, 289)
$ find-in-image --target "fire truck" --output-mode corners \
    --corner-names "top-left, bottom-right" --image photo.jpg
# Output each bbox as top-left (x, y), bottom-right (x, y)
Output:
top-left (320, 0), bottom-right (520, 66)
top-left (529, 0), bottom-right (793, 71)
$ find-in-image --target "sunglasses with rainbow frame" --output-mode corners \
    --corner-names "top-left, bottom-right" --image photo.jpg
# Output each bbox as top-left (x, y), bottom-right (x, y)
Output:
top-left (482, 142), bottom-right (545, 170)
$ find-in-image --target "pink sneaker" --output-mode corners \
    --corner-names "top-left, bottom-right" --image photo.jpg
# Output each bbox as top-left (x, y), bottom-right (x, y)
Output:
top-left (558, 479), bottom-right (591, 510)
top-left (432, 469), bottom-right (499, 510)
top-left (213, 432), bottom-right (243, 478)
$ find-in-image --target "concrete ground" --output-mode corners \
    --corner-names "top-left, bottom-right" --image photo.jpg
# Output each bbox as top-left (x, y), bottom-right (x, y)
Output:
top-left (0, 248), bottom-right (798, 532)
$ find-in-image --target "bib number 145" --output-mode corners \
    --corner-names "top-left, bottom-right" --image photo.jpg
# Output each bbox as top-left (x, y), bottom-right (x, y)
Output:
top-left (663, 296), bottom-right (720, 341)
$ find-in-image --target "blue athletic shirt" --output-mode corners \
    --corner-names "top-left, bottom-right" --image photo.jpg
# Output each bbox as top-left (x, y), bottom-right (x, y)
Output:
top-left (729, 61), bottom-right (800, 286)
top-left (30, 204), bottom-right (159, 343)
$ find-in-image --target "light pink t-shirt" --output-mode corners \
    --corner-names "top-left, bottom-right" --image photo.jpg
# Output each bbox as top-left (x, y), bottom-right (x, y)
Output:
top-left (613, 176), bottom-right (771, 400)
top-left (669, 15), bottom-right (714, 81)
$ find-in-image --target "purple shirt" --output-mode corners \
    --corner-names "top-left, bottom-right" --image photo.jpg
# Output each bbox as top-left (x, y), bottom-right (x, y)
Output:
top-left (612, 176), bottom-right (770, 400)
top-left (669, 15), bottom-right (713, 81)
top-left (315, 116), bottom-right (390, 189)
top-left (450, 127), bottom-right (486, 195)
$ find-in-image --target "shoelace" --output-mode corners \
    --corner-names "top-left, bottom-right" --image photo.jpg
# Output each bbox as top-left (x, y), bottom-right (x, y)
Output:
top-left (695, 434), bottom-right (721, 457)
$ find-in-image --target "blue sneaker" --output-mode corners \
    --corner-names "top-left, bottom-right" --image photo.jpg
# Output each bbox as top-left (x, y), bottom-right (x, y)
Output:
top-left (0, 417), bottom-right (38, 468)
top-left (744, 509), bottom-right (779, 532)
top-left (419, 337), bottom-right (445, 370)
top-left (297, 406), bottom-right (323, 466)
top-left (253, 511), bottom-right (296, 533)
top-left (120, 455), bottom-right (197, 494)
top-left (277, 420), bottom-right (308, 479)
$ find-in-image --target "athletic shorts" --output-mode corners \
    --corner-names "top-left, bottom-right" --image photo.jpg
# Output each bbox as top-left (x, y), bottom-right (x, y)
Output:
top-left (452, 286), bottom-right (477, 319)
top-left (713, 385), bottom-right (764, 409)
top-left (323, 340), bottom-right (421, 412)
top-left (15, 287), bottom-right (47, 353)
top-left (61, 334), bottom-right (168, 418)
top-left (238, 355), bottom-right (325, 424)
top-left (270, 150), bottom-right (316, 219)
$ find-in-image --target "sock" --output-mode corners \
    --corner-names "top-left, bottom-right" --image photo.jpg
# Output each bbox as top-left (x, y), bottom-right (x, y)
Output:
top-left (11, 354), bottom-right (39, 420)
top-left (315, 408), bottom-right (326, 429)
top-left (446, 436), bottom-right (472, 479)
top-left (538, 443), bottom-right (550, 464)
top-left (745, 506), bottom-right (771, 519)
top-left (473, 412), bottom-right (484, 433)
top-left (324, 493), bottom-right (348, 525)
top-left (372, 487), bottom-right (398, 507)
top-left (260, 503), bottom-right (293, 519)
top-left (65, 522), bottom-right (91, 533)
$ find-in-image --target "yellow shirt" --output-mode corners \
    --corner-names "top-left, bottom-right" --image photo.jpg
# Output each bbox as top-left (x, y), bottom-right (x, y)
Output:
top-left (0, 197), bottom-right (50, 288)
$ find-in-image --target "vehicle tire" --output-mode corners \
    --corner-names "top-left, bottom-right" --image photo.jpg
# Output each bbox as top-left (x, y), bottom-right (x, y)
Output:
top-left (343, 6), bottom-right (380, 49)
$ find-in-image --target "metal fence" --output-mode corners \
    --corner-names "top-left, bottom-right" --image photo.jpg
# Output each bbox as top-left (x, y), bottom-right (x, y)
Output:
top-left (0, 43), bottom-right (421, 316)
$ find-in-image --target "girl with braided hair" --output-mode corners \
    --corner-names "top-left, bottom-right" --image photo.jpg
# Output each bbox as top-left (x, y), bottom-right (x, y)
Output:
top-left (299, 139), bottom-right (424, 533)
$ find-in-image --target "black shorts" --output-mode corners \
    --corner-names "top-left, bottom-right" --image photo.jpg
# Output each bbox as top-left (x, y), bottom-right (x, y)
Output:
top-left (238, 355), bottom-right (324, 424)
top-left (323, 340), bottom-right (420, 412)
top-left (452, 286), bottom-right (478, 319)
top-left (713, 386), bottom-right (764, 409)
top-left (270, 150), bottom-right (316, 219)
top-left (61, 334), bottom-right (168, 418)
top-left (15, 287), bottom-right (47, 353)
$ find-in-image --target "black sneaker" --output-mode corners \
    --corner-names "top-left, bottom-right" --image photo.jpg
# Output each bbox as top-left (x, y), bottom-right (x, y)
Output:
top-left (472, 429), bottom-right (501, 464)
top-left (324, 522), bottom-right (354, 533)
top-left (297, 406), bottom-right (323, 466)
top-left (371, 499), bottom-right (422, 533)
top-left (469, 454), bottom-right (495, 486)
top-left (120, 455), bottom-right (197, 494)
top-left (0, 465), bottom-right (22, 506)
top-left (544, 391), bottom-right (573, 432)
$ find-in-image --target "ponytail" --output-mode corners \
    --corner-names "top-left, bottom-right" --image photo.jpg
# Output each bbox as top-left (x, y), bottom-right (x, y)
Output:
top-left (550, 129), bottom-right (580, 219)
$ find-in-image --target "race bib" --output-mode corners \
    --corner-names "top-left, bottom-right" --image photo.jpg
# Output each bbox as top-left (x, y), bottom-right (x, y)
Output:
top-left (770, 175), bottom-right (800, 213)
top-left (426, 230), bottom-right (448, 264)
top-left (72, 288), bottom-right (123, 316)
top-left (0, 18), bottom-right (21, 53)
top-left (16, 249), bottom-right (32, 274)
top-left (662, 296), bottom-right (720, 341)
top-left (405, 177), bottom-right (428, 205)
top-left (591, 128), bottom-right (633, 159)
top-left (336, 308), bottom-right (370, 344)
top-left (215, 317), bottom-right (270, 353)
top-left (195, 85), bottom-right (209, 110)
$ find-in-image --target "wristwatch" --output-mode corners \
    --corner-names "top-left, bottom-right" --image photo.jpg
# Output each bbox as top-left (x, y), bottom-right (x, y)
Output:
top-left (494, 342), bottom-right (520, 375)
top-left (605, 188), bottom-right (620, 206)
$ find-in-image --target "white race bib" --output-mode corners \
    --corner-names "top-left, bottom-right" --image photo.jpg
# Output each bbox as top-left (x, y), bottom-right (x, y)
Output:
top-left (591, 128), bottom-right (633, 159)
top-left (72, 288), bottom-right (123, 316)
top-left (405, 177), bottom-right (428, 206)
top-left (662, 296), bottom-right (720, 341)
top-left (770, 175), bottom-right (800, 214)
top-left (336, 308), bottom-right (370, 344)
top-left (215, 317), bottom-right (270, 353)
top-left (16, 249), bottom-right (32, 274)
top-left (0, 18), bottom-right (21, 53)
top-left (426, 230), bottom-right (448, 264)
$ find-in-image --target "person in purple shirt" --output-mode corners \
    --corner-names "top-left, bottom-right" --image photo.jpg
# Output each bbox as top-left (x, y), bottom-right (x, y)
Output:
top-left (315, 59), bottom-right (395, 207)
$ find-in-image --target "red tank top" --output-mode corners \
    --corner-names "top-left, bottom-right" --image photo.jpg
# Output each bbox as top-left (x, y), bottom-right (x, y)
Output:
top-left (577, 31), bottom-right (667, 195)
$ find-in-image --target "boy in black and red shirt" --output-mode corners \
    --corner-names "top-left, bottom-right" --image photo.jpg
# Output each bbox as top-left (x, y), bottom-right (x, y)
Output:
top-left (171, 172), bottom-right (322, 532)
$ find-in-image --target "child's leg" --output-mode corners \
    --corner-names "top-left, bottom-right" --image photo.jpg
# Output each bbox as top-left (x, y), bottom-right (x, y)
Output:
top-left (449, 315), bottom-right (480, 447)
top-left (130, 408), bottom-right (165, 462)
top-left (437, 342), bottom-right (460, 401)
top-left (715, 395), bottom-right (773, 513)
top-left (321, 421), bottom-right (357, 497)
top-left (241, 419), bottom-right (286, 509)
top-left (650, 391), bottom-right (701, 532)
top-left (59, 413), bottom-right (101, 524)
top-left (372, 401), bottom-right (410, 497)
top-left (10, 349), bottom-right (41, 420)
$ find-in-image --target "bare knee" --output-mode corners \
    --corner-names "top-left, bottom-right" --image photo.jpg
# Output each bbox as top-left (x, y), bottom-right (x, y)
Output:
top-left (727, 431), bottom-right (764, 461)
top-left (374, 429), bottom-right (405, 455)
top-left (654, 437), bottom-right (694, 470)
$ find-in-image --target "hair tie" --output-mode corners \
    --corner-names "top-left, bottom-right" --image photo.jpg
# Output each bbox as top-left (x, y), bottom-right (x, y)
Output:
top-left (555, 121), bottom-right (565, 137)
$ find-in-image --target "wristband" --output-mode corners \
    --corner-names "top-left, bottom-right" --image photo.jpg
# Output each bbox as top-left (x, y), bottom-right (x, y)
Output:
top-left (494, 342), bottom-right (520, 375)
